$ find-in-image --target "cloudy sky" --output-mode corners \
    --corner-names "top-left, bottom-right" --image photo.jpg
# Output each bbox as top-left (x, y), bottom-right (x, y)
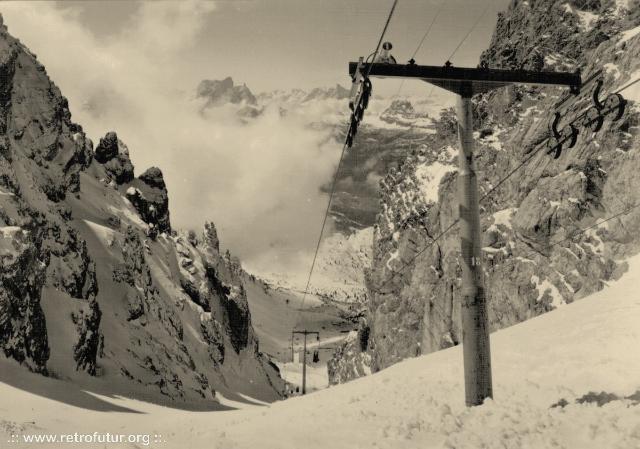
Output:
top-left (1, 0), bottom-right (509, 276)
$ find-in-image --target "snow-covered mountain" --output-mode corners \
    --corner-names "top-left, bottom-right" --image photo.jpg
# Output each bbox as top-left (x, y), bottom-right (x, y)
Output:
top-left (257, 227), bottom-right (373, 306)
top-left (196, 76), bottom-right (257, 107)
top-left (0, 14), bottom-right (283, 405)
top-left (196, 77), bottom-right (262, 120)
top-left (378, 99), bottom-right (433, 129)
top-left (329, 0), bottom-right (640, 383)
top-left (2, 251), bottom-right (639, 448)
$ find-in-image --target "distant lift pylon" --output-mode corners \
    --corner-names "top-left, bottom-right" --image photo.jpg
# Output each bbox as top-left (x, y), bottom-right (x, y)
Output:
top-left (348, 50), bottom-right (581, 407)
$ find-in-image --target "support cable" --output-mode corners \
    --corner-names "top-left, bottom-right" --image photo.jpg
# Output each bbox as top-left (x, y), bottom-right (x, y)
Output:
top-left (394, 0), bottom-right (447, 98)
top-left (454, 200), bottom-right (640, 293)
top-left (615, 76), bottom-right (640, 94)
top-left (297, 0), bottom-right (399, 314)
top-left (445, 0), bottom-right (492, 63)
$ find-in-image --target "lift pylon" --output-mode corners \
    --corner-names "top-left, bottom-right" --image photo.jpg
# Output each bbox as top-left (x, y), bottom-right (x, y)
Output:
top-left (349, 59), bottom-right (581, 406)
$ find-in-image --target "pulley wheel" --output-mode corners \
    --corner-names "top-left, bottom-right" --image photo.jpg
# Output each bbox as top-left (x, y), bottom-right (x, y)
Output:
top-left (603, 93), bottom-right (626, 121)
top-left (547, 136), bottom-right (563, 159)
top-left (560, 124), bottom-right (578, 149)
top-left (582, 107), bottom-right (604, 132)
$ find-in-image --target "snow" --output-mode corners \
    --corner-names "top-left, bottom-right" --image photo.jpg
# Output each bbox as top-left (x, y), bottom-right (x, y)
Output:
top-left (83, 220), bottom-right (117, 246)
top-left (532, 274), bottom-right (565, 307)
top-left (544, 52), bottom-right (573, 69)
top-left (437, 145), bottom-right (456, 163)
top-left (277, 361), bottom-right (329, 393)
top-left (481, 127), bottom-right (506, 151)
top-left (415, 161), bottom-right (455, 204)
top-left (386, 249), bottom-right (400, 270)
top-left (2, 253), bottom-right (640, 447)
top-left (620, 25), bottom-right (640, 45)
top-left (584, 227), bottom-right (605, 254)
top-left (604, 63), bottom-right (621, 81)
top-left (520, 106), bottom-right (536, 117)
top-left (0, 226), bottom-right (22, 237)
top-left (107, 198), bottom-right (147, 228)
top-left (562, 3), bottom-right (599, 31)
top-left (216, 393), bottom-right (269, 410)
top-left (576, 10), bottom-right (598, 31)
top-left (557, 271), bottom-right (576, 294)
top-left (0, 226), bottom-right (25, 258)
top-left (252, 227), bottom-right (372, 304)
top-left (482, 246), bottom-right (507, 254)
top-left (487, 208), bottom-right (516, 233)
top-left (619, 69), bottom-right (640, 104)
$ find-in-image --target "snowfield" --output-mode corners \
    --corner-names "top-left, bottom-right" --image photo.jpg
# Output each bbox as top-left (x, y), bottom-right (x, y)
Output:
top-left (2, 255), bottom-right (640, 448)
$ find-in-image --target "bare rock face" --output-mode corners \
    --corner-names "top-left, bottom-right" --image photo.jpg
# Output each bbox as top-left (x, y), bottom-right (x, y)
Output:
top-left (512, 162), bottom-right (605, 245)
top-left (479, 0), bottom-right (618, 70)
top-left (113, 226), bottom-right (160, 322)
top-left (138, 166), bottom-right (166, 190)
top-left (327, 322), bottom-right (372, 385)
top-left (196, 222), bottom-right (252, 354)
top-left (45, 224), bottom-right (99, 301)
top-left (203, 221), bottom-right (219, 252)
top-left (94, 131), bottom-right (119, 163)
top-left (0, 228), bottom-right (49, 373)
top-left (0, 16), bottom-right (101, 377)
top-left (201, 318), bottom-right (225, 365)
top-left (95, 131), bottom-right (134, 184)
top-left (72, 298), bottom-right (102, 376)
top-left (125, 167), bottom-right (171, 234)
top-left (0, 23), bottom-right (91, 202)
top-left (330, 0), bottom-right (640, 383)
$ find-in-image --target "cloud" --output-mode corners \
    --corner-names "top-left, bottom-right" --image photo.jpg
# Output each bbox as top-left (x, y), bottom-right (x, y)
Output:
top-left (1, 1), bottom-right (342, 275)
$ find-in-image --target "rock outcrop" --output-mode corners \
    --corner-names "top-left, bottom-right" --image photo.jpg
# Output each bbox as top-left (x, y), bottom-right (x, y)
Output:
top-left (0, 227), bottom-right (49, 373)
top-left (94, 131), bottom-right (134, 184)
top-left (125, 166), bottom-right (171, 235)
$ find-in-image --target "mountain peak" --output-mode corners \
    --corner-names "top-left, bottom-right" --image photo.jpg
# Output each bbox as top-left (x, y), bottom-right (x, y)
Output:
top-left (196, 77), bottom-right (257, 109)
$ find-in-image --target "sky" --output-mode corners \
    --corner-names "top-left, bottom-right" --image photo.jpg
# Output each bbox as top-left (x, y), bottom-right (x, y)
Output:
top-left (24, 0), bottom-right (509, 95)
top-left (0, 0), bottom-right (510, 275)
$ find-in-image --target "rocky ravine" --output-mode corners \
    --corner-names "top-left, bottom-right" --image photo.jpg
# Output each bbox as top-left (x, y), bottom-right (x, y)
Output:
top-left (0, 15), bottom-right (283, 405)
top-left (329, 0), bottom-right (640, 384)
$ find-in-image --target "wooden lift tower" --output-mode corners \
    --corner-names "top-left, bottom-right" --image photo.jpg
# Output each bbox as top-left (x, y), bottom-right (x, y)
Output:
top-left (348, 60), bottom-right (581, 406)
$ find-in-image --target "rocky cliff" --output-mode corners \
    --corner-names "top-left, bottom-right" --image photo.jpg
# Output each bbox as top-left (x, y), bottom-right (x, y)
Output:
top-left (329, 0), bottom-right (640, 383)
top-left (0, 15), bottom-right (283, 405)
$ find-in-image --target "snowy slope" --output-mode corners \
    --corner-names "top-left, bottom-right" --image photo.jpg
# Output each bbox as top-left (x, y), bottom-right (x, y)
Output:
top-left (2, 254), bottom-right (640, 448)
top-left (252, 227), bottom-right (373, 305)
top-left (243, 274), bottom-right (354, 364)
